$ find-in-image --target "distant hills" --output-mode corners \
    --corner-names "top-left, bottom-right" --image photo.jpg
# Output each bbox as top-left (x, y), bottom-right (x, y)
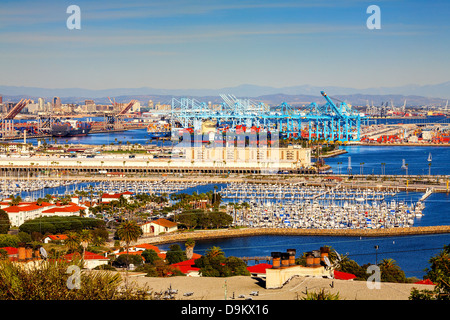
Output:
top-left (0, 81), bottom-right (449, 107)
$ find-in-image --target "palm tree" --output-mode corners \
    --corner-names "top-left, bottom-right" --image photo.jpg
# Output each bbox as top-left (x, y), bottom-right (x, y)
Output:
top-left (116, 221), bottom-right (143, 282)
top-left (379, 258), bottom-right (397, 269)
top-left (205, 246), bottom-right (224, 259)
top-left (65, 232), bottom-right (80, 253)
top-left (78, 230), bottom-right (92, 260)
top-left (185, 238), bottom-right (196, 260)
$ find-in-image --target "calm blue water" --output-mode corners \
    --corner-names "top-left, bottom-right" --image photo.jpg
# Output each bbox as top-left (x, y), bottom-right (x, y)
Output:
top-left (161, 185), bottom-right (450, 279)
top-left (13, 127), bottom-right (450, 279)
top-left (324, 145), bottom-right (450, 176)
top-left (17, 180), bottom-right (450, 278)
top-left (18, 128), bottom-right (172, 148)
top-left (159, 233), bottom-right (450, 279)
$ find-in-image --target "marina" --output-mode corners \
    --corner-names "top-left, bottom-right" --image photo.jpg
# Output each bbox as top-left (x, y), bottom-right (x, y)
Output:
top-left (222, 182), bottom-right (424, 230)
top-left (0, 176), bottom-right (430, 231)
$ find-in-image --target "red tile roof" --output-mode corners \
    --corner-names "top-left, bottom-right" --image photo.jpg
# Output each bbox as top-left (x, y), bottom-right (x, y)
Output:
top-left (42, 204), bottom-right (84, 214)
top-left (414, 279), bottom-right (435, 285)
top-left (102, 192), bottom-right (133, 199)
top-left (117, 250), bottom-right (143, 256)
top-left (3, 204), bottom-right (43, 212)
top-left (46, 234), bottom-right (68, 241)
top-left (65, 251), bottom-right (108, 261)
top-left (170, 258), bottom-right (200, 274)
top-left (134, 243), bottom-right (161, 253)
top-left (333, 270), bottom-right (356, 280)
top-left (158, 253), bottom-right (166, 260)
top-left (151, 218), bottom-right (177, 228)
top-left (0, 247), bottom-right (18, 255)
top-left (102, 193), bottom-right (122, 199)
top-left (247, 263), bottom-right (272, 274)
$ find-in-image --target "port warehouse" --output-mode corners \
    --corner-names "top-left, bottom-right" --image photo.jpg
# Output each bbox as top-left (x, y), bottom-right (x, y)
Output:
top-left (0, 146), bottom-right (314, 175)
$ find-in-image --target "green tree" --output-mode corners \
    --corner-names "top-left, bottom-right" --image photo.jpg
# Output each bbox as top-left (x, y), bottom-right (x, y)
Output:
top-left (116, 221), bottom-right (143, 281)
top-left (90, 228), bottom-right (109, 246)
top-left (166, 244), bottom-right (187, 265)
top-left (0, 209), bottom-right (10, 234)
top-left (9, 195), bottom-right (22, 206)
top-left (410, 244), bottom-right (450, 300)
top-left (141, 249), bottom-right (160, 265)
top-left (379, 258), bottom-right (407, 283)
top-left (185, 238), bottom-right (195, 260)
top-left (114, 254), bottom-right (144, 267)
top-left (78, 230), bottom-right (92, 260)
top-left (0, 234), bottom-right (19, 248)
top-left (194, 246), bottom-right (249, 277)
top-left (64, 232), bottom-right (80, 253)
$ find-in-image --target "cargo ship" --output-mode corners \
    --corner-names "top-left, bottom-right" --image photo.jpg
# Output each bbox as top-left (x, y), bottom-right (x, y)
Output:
top-left (147, 120), bottom-right (171, 139)
top-left (51, 119), bottom-right (92, 137)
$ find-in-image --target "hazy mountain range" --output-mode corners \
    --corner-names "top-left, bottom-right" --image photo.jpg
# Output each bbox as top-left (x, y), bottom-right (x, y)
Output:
top-left (0, 82), bottom-right (449, 106)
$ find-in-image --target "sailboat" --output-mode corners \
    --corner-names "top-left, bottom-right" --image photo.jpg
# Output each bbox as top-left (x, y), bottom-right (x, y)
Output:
top-left (427, 152), bottom-right (432, 162)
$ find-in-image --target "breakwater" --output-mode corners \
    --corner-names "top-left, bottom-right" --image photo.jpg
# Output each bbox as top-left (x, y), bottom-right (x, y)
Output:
top-left (138, 225), bottom-right (450, 246)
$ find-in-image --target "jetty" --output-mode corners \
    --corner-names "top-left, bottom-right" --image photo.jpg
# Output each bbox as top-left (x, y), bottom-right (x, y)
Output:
top-left (137, 225), bottom-right (450, 246)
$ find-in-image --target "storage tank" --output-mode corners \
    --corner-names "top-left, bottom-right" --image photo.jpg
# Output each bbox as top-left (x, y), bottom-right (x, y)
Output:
top-left (271, 252), bottom-right (281, 269)
top-left (305, 252), bottom-right (314, 267)
top-left (312, 250), bottom-right (321, 267)
top-left (25, 247), bottom-right (33, 260)
top-left (320, 247), bottom-right (329, 264)
top-left (280, 253), bottom-right (290, 269)
top-left (287, 249), bottom-right (296, 266)
top-left (18, 246), bottom-right (26, 261)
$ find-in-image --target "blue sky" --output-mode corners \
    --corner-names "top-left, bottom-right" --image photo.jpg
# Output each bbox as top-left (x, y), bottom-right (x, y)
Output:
top-left (0, 0), bottom-right (448, 90)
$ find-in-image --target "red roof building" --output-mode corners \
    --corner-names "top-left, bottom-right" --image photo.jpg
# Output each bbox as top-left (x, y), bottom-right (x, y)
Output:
top-left (0, 246), bottom-right (18, 256)
top-left (414, 279), bottom-right (435, 285)
top-left (333, 270), bottom-right (356, 280)
top-left (247, 263), bottom-right (272, 276)
top-left (43, 234), bottom-right (68, 243)
top-left (133, 243), bottom-right (161, 253)
top-left (140, 218), bottom-right (178, 236)
top-left (170, 258), bottom-right (201, 276)
top-left (101, 191), bottom-right (134, 202)
top-left (64, 251), bottom-right (109, 270)
top-left (42, 204), bottom-right (85, 216)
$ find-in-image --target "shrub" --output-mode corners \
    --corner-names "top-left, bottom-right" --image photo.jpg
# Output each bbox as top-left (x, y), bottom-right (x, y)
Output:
top-left (114, 254), bottom-right (144, 268)
top-left (19, 217), bottom-right (105, 235)
top-left (0, 234), bottom-right (20, 247)
top-left (0, 259), bottom-right (148, 300)
top-left (0, 209), bottom-right (10, 234)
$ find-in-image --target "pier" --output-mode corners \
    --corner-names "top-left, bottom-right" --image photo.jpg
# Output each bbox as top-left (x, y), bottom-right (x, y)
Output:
top-left (419, 188), bottom-right (434, 201)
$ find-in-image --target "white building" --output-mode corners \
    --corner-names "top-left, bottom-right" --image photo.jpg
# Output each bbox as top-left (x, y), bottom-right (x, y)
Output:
top-left (140, 218), bottom-right (178, 236)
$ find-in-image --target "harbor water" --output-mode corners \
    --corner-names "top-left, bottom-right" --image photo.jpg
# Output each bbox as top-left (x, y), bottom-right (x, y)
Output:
top-left (10, 128), bottom-right (450, 279)
top-left (324, 145), bottom-right (450, 176)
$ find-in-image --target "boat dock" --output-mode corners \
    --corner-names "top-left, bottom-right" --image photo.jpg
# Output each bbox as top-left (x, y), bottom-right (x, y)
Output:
top-left (419, 188), bottom-right (434, 201)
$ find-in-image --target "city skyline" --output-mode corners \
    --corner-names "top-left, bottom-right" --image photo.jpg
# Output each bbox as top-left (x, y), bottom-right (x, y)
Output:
top-left (0, 0), bottom-right (449, 91)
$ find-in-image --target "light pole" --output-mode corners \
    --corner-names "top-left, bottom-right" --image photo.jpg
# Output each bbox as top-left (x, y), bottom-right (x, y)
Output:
top-left (374, 245), bottom-right (379, 265)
